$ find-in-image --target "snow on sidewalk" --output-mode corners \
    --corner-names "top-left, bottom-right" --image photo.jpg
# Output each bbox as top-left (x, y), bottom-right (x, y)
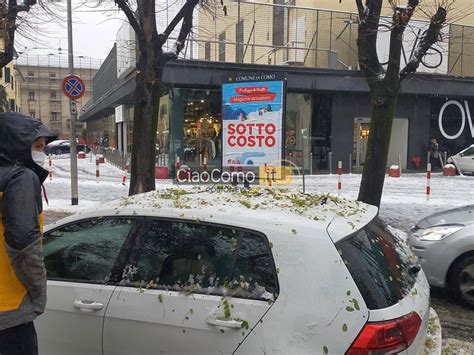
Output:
top-left (44, 156), bottom-right (474, 232)
top-left (293, 173), bottom-right (474, 231)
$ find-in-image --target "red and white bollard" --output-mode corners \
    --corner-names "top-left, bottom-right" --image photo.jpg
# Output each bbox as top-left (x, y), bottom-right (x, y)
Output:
top-left (176, 155), bottom-right (181, 169)
top-left (426, 163), bottom-right (432, 199)
top-left (122, 164), bottom-right (127, 186)
top-left (337, 161), bottom-right (342, 195)
top-left (96, 158), bottom-right (100, 183)
top-left (48, 155), bottom-right (52, 181)
top-left (264, 163), bottom-right (272, 187)
top-left (203, 157), bottom-right (208, 172)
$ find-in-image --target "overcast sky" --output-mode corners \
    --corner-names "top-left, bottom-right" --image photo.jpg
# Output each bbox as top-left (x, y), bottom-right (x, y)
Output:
top-left (15, 0), bottom-right (126, 68)
top-left (15, 0), bottom-right (185, 69)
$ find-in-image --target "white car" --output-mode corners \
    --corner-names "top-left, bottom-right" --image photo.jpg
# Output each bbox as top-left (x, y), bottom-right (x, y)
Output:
top-left (448, 144), bottom-right (474, 174)
top-left (38, 187), bottom-right (430, 355)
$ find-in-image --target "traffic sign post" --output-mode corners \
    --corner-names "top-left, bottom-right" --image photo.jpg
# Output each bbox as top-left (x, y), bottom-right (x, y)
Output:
top-left (62, 3), bottom-right (85, 206)
top-left (70, 100), bottom-right (77, 114)
top-left (62, 75), bottom-right (85, 100)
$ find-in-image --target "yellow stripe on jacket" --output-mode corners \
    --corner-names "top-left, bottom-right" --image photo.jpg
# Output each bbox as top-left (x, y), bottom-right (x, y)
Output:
top-left (0, 192), bottom-right (44, 312)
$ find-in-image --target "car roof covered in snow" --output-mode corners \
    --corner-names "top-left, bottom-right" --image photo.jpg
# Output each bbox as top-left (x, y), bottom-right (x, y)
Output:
top-left (46, 187), bottom-right (378, 242)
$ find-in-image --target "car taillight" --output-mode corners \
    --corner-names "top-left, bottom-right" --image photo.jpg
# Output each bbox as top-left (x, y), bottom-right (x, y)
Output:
top-left (346, 312), bottom-right (422, 355)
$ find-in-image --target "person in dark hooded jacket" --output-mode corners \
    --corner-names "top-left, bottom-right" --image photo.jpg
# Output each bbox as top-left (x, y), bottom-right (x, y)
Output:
top-left (0, 113), bottom-right (56, 354)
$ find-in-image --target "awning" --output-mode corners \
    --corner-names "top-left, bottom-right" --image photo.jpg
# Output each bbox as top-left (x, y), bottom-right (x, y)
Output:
top-left (79, 75), bottom-right (135, 122)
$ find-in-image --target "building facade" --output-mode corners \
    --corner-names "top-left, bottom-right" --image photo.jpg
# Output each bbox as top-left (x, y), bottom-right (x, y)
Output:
top-left (0, 0), bottom-right (22, 113)
top-left (197, 0), bottom-right (474, 77)
top-left (16, 63), bottom-right (97, 139)
top-left (81, 1), bottom-right (474, 177)
top-left (0, 62), bottom-right (22, 112)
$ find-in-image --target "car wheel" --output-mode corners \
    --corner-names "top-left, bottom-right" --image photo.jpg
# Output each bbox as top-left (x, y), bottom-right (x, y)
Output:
top-left (55, 148), bottom-right (63, 155)
top-left (449, 255), bottom-right (474, 308)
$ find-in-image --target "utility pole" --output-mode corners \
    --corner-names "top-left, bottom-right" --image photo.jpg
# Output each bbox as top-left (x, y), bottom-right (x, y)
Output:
top-left (67, 0), bottom-right (78, 205)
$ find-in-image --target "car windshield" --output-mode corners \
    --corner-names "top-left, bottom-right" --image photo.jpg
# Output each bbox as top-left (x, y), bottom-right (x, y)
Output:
top-left (461, 146), bottom-right (474, 156)
top-left (335, 218), bottom-right (418, 309)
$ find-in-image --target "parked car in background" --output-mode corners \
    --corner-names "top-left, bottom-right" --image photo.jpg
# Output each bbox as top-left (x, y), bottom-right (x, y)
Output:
top-left (408, 205), bottom-right (474, 307)
top-left (45, 140), bottom-right (91, 155)
top-left (447, 144), bottom-right (474, 174)
top-left (37, 187), bottom-right (430, 355)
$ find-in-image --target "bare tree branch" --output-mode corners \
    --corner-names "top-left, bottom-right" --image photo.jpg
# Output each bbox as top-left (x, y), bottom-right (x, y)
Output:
top-left (159, 0), bottom-right (199, 46)
top-left (0, 0), bottom-right (37, 68)
top-left (385, 0), bottom-right (419, 86)
top-left (357, 0), bottom-right (384, 88)
top-left (174, 2), bottom-right (198, 56)
top-left (355, 0), bottom-right (366, 19)
top-left (400, 6), bottom-right (447, 80)
top-left (114, 0), bottom-right (145, 45)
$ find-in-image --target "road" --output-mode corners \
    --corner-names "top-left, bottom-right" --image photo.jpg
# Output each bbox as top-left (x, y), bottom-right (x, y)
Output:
top-left (430, 288), bottom-right (474, 344)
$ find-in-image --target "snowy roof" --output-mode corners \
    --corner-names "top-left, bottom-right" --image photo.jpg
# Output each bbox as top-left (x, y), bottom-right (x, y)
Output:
top-left (50, 186), bottom-right (377, 242)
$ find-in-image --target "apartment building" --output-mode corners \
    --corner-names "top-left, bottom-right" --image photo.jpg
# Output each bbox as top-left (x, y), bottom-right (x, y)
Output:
top-left (0, 62), bottom-right (22, 112)
top-left (0, 0), bottom-right (22, 112)
top-left (16, 62), bottom-right (97, 139)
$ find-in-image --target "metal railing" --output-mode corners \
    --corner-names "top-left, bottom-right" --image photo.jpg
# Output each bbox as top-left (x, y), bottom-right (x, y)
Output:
top-left (185, 1), bottom-right (474, 77)
top-left (93, 146), bottom-right (129, 170)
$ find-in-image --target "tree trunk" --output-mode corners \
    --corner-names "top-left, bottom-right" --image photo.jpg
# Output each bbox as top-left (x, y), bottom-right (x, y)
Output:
top-left (128, 49), bottom-right (162, 195)
top-left (357, 85), bottom-right (399, 207)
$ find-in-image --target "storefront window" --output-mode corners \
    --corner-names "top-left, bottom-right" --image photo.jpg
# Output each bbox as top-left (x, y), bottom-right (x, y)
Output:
top-left (285, 93), bottom-right (312, 172)
top-left (311, 94), bottom-right (332, 171)
top-left (126, 106), bottom-right (134, 155)
top-left (430, 99), bottom-right (474, 158)
top-left (157, 95), bottom-right (170, 166)
top-left (179, 89), bottom-right (222, 171)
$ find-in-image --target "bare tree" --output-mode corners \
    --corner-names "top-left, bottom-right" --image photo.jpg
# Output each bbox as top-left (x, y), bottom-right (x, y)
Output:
top-left (355, 0), bottom-right (450, 206)
top-left (111, 0), bottom-right (224, 195)
top-left (0, 0), bottom-right (40, 68)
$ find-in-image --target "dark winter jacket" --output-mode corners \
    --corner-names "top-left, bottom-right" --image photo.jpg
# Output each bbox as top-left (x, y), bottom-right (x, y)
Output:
top-left (0, 112), bottom-right (55, 331)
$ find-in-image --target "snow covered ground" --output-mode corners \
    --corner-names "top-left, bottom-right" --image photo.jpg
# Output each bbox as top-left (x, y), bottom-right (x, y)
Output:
top-left (45, 156), bottom-right (474, 233)
top-left (294, 173), bottom-right (474, 231)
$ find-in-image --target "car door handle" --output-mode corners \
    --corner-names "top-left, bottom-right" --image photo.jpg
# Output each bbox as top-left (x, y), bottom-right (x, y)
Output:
top-left (206, 317), bottom-right (243, 329)
top-left (73, 300), bottom-right (104, 311)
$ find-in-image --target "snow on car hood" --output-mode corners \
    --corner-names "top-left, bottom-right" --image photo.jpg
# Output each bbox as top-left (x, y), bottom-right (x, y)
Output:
top-left (416, 204), bottom-right (474, 228)
top-left (88, 186), bottom-right (377, 240)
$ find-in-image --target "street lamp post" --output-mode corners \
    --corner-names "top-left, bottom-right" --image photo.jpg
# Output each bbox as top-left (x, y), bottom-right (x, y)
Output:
top-left (67, 0), bottom-right (79, 205)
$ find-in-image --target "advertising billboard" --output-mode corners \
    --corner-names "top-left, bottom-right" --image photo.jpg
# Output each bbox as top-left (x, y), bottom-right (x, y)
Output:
top-left (222, 80), bottom-right (284, 173)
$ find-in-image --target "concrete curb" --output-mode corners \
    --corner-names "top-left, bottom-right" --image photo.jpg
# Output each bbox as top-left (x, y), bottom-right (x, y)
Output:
top-left (423, 307), bottom-right (442, 355)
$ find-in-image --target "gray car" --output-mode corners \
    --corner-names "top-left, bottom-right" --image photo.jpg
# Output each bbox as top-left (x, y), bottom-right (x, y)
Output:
top-left (408, 205), bottom-right (474, 307)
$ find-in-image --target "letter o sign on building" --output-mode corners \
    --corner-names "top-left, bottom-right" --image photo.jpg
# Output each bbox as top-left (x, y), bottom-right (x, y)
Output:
top-left (438, 100), bottom-right (466, 140)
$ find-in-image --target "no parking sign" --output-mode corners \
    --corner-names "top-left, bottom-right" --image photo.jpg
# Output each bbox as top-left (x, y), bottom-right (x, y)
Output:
top-left (62, 75), bottom-right (85, 100)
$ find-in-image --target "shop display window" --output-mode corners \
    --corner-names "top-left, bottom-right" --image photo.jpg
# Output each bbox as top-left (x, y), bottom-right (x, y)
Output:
top-left (182, 90), bottom-right (222, 170)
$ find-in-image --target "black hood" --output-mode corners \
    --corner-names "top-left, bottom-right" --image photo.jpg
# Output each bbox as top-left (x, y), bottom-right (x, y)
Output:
top-left (0, 112), bottom-right (57, 183)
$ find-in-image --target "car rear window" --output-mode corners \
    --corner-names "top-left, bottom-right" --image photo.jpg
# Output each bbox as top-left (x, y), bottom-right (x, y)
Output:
top-left (335, 218), bottom-right (417, 309)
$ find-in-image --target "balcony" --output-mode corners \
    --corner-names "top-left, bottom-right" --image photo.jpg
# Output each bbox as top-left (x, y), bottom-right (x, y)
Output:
top-left (192, 1), bottom-right (474, 78)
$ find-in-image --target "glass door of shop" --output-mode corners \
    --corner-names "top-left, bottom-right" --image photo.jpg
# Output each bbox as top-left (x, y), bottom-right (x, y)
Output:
top-left (353, 118), bottom-right (370, 167)
top-left (353, 118), bottom-right (409, 169)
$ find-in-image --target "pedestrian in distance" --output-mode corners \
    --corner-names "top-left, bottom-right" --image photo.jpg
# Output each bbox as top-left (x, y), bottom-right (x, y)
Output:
top-left (0, 113), bottom-right (56, 355)
top-left (429, 137), bottom-right (440, 170)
